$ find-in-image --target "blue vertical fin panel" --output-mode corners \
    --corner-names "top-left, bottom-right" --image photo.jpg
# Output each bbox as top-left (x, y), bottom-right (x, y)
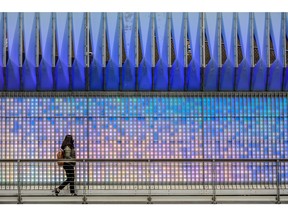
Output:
top-left (0, 13), bottom-right (4, 90)
top-left (39, 13), bottom-right (53, 90)
top-left (204, 13), bottom-right (220, 91)
top-left (171, 13), bottom-right (184, 90)
top-left (72, 13), bottom-right (85, 90)
top-left (221, 13), bottom-right (236, 90)
top-left (7, 13), bottom-right (20, 90)
top-left (23, 13), bottom-right (37, 91)
top-left (106, 13), bottom-right (120, 90)
top-left (269, 13), bottom-right (284, 91)
top-left (55, 13), bottom-right (69, 90)
top-left (122, 12), bottom-right (136, 90)
top-left (89, 13), bottom-right (103, 90)
top-left (285, 13), bottom-right (288, 91)
top-left (237, 13), bottom-right (252, 90)
top-left (155, 13), bottom-right (169, 90)
top-left (138, 13), bottom-right (152, 90)
top-left (187, 13), bottom-right (201, 91)
top-left (252, 13), bottom-right (268, 91)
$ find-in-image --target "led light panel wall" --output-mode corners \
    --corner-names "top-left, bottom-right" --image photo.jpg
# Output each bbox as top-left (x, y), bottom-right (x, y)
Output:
top-left (0, 96), bottom-right (288, 188)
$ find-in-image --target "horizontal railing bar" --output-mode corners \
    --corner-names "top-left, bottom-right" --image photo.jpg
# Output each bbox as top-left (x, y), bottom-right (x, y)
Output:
top-left (0, 159), bottom-right (287, 163)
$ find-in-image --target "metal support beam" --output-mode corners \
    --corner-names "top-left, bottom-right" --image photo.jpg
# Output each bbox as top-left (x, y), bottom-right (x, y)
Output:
top-left (102, 12), bottom-right (106, 91)
top-left (234, 13), bottom-right (238, 91)
top-left (184, 12), bottom-right (188, 91)
top-left (36, 13), bottom-right (40, 91)
top-left (135, 13), bottom-right (139, 90)
top-left (212, 160), bottom-right (216, 204)
top-left (217, 13), bottom-right (222, 91)
top-left (201, 12), bottom-right (205, 91)
top-left (19, 12), bottom-right (23, 91)
top-left (52, 13), bottom-right (56, 91)
top-left (282, 13), bottom-right (286, 91)
top-left (119, 13), bottom-right (123, 91)
top-left (276, 160), bottom-right (281, 204)
top-left (68, 12), bottom-right (72, 91)
top-left (151, 13), bottom-right (155, 91)
top-left (85, 12), bottom-right (89, 91)
top-left (82, 159), bottom-right (87, 204)
top-left (266, 12), bottom-right (270, 91)
top-left (17, 160), bottom-right (22, 204)
top-left (249, 12), bottom-right (254, 91)
top-left (168, 13), bottom-right (172, 91)
top-left (3, 13), bottom-right (7, 91)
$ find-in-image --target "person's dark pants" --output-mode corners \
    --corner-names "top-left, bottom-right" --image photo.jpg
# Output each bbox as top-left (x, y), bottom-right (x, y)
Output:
top-left (59, 164), bottom-right (75, 193)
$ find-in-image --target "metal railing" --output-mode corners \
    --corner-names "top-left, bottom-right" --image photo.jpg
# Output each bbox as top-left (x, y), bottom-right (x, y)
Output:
top-left (1, 159), bottom-right (288, 204)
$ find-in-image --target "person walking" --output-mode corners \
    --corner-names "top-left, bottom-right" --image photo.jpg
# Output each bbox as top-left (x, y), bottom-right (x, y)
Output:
top-left (54, 135), bottom-right (77, 196)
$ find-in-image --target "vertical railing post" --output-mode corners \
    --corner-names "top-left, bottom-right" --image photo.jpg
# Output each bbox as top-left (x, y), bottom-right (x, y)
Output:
top-left (17, 160), bottom-right (22, 204)
top-left (276, 160), bottom-right (280, 204)
top-left (147, 160), bottom-right (152, 204)
top-left (82, 159), bottom-right (87, 204)
top-left (212, 160), bottom-right (216, 204)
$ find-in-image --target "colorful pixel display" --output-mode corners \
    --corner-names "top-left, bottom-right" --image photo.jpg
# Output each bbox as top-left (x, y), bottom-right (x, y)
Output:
top-left (0, 96), bottom-right (288, 187)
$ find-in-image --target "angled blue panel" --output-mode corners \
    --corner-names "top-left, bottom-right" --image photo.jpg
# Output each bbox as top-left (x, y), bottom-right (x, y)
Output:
top-left (55, 13), bottom-right (69, 90)
top-left (23, 13), bottom-right (37, 91)
top-left (7, 13), bottom-right (20, 90)
top-left (252, 13), bottom-right (268, 91)
top-left (155, 13), bottom-right (169, 90)
top-left (171, 13), bottom-right (184, 90)
top-left (237, 13), bottom-right (252, 90)
top-left (187, 12), bottom-right (201, 91)
top-left (269, 13), bottom-right (284, 91)
top-left (221, 13), bottom-right (235, 90)
top-left (138, 13), bottom-right (152, 90)
top-left (122, 12), bottom-right (136, 90)
top-left (0, 13), bottom-right (4, 90)
top-left (72, 13), bottom-right (85, 90)
top-left (89, 12), bottom-right (103, 90)
top-left (205, 13), bottom-right (220, 91)
top-left (106, 13), bottom-right (120, 90)
top-left (39, 12), bottom-right (53, 90)
top-left (285, 13), bottom-right (288, 91)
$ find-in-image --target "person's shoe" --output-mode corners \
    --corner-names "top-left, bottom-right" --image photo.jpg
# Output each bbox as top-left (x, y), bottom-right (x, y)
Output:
top-left (70, 193), bottom-right (77, 196)
top-left (53, 188), bottom-right (60, 196)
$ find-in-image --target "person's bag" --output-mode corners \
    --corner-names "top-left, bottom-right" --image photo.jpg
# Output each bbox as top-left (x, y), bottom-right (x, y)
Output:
top-left (57, 149), bottom-right (64, 166)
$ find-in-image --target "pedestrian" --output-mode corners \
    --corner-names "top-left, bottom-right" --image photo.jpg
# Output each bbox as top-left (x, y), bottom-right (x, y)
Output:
top-left (54, 135), bottom-right (77, 196)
